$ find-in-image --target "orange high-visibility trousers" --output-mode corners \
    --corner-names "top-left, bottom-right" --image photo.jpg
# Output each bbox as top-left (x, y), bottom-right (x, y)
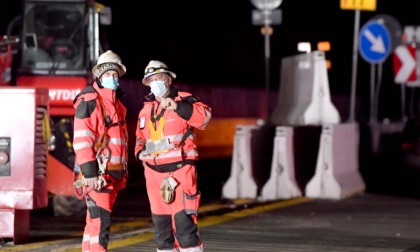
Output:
top-left (145, 164), bottom-right (203, 252)
top-left (81, 176), bottom-right (126, 252)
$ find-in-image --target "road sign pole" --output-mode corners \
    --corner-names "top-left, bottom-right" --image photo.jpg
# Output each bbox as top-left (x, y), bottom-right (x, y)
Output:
top-left (349, 9), bottom-right (361, 123)
top-left (264, 9), bottom-right (271, 121)
top-left (251, 0), bottom-right (282, 123)
top-left (401, 84), bottom-right (406, 120)
top-left (370, 63), bottom-right (375, 123)
top-left (373, 63), bottom-right (383, 122)
top-left (341, 0), bottom-right (379, 122)
top-left (409, 87), bottom-right (415, 116)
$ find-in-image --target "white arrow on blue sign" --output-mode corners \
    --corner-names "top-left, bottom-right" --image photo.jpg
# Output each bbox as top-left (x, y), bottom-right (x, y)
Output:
top-left (359, 21), bottom-right (391, 64)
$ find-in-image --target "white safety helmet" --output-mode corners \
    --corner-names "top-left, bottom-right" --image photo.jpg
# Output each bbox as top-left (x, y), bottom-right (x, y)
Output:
top-left (142, 60), bottom-right (176, 86)
top-left (92, 50), bottom-right (127, 78)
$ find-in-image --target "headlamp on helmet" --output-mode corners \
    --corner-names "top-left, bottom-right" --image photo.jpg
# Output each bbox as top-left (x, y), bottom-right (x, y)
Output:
top-left (142, 60), bottom-right (176, 86)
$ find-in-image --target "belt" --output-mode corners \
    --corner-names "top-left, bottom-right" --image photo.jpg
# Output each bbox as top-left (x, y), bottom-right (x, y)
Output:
top-left (107, 163), bottom-right (126, 171)
top-left (145, 160), bottom-right (196, 173)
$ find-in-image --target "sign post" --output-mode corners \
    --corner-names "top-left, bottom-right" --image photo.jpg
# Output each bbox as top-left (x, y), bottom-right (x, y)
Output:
top-left (358, 20), bottom-right (391, 122)
top-left (340, 0), bottom-right (377, 122)
top-left (393, 44), bottom-right (417, 119)
top-left (251, 0), bottom-right (282, 122)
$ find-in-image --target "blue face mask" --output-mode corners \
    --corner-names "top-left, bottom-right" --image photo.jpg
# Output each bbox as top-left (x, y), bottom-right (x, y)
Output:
top-left (150, 80), bottom-right (168, 97)
top-left (101, 77), bottom-right (119, 90)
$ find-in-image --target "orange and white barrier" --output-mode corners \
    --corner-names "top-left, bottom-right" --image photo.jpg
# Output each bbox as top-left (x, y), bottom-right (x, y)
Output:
top-left (305, 123), bottom-right (365, 199)
top-left (260, 127), bottom-right (301, 200)
top-left (222, 125), bottom-right (259, 199)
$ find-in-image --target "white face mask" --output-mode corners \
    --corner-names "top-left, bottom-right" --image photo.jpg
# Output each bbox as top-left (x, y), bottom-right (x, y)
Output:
top-left (101, 77), bottom-right (119, 90)
top-left (150, 80), bottom-right (168, 97)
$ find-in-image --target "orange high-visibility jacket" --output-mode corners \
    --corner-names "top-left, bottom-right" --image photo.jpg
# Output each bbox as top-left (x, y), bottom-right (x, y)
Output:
top-left (134, 87), bottom-right (211, 172)
top-left (73, 82), bottom-right (128, 179)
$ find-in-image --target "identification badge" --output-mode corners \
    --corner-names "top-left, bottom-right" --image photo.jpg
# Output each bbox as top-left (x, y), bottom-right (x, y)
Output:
top-left (139, 117), bottom-right (146, 129)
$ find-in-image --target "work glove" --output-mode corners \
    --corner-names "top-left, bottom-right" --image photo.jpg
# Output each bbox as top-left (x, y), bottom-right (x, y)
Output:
top-left (84, 177), bottom-right (99, 189)
top-left (160, 176), bottom-right (178, 204)
top-left (74, 176), bottom-right (107, 190)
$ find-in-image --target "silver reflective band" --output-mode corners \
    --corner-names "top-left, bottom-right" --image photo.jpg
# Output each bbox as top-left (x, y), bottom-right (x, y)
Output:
top-left (142, 138), bottom-right (175, 156)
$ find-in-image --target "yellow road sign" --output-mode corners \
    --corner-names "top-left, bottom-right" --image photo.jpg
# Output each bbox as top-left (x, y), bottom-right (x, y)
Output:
top-left (340, 0), bottom-right (376, 11)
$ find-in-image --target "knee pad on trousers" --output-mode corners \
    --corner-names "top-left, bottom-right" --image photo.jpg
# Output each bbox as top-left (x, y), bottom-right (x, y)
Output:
top-left (98, 208), bottom-right (112, 249)
top-left (174, 210), bottom-right (200, 248)
top-left (152, 214), bottom-right (176, 250)
top-left (85, 195), bottom-right (112, 249)
top-left (86, 195), bottom-right (100, 219)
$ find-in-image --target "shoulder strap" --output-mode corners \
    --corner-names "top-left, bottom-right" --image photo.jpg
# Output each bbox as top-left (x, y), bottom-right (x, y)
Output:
top-left (94, 95), bottom-right (110, 152)
top-left (97, 95), bottom-right (108, 126)
top-left (94, 92), bottom-right (126, 151)
top-left (178, 126), bottom-right (193, 147)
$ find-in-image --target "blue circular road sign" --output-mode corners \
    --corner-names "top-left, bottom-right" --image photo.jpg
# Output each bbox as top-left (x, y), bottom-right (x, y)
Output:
top-left (359, 21), bottom-right (391, 64)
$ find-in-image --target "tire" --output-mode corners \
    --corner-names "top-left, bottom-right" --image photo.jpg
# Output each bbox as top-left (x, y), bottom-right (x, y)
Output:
top-left (53, 195), bottom-right (86, 217)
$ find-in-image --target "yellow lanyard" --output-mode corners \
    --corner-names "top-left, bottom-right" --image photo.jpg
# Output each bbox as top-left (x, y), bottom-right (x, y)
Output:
top-left (148, 117), bottom-right (165, 141)
top-left (149, 103), bottom-right (166, 140)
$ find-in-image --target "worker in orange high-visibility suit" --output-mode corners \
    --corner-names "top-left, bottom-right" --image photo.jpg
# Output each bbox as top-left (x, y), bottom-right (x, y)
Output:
top-left (73, 50), bottom-right (129, 252)
top-left (135, 60), bottom-right (212, 252)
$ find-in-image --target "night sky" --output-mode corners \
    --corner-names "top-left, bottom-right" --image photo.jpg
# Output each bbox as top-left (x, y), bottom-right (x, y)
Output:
top-left (1, 0), bottom-right (420, 120)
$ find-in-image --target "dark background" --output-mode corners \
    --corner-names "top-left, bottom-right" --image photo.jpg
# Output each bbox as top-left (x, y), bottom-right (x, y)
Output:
top-left (2, 1), bottom-right (420, 120)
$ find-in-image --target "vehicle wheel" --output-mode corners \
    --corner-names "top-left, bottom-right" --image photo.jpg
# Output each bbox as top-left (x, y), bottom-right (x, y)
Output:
top-left (53, 195), bottom-right (86, 217)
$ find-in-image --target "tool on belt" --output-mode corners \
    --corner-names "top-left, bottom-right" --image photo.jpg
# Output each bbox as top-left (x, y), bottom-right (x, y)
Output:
top-left (160, 174), bottom-right (178, 204)
top-left (74, 146), bottom-right (109, 190)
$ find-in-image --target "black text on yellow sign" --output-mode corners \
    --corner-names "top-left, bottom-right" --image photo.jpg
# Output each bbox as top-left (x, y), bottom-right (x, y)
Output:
top-left (340, 0), bottom-right (376, 11)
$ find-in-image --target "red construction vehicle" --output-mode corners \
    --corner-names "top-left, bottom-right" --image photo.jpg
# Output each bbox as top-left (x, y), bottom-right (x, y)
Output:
top-left (2, 0), bottom-right (112, 216)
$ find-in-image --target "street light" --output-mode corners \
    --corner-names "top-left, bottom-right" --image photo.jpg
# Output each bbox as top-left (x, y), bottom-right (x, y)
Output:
top-left (251, 0), bottom-right (283, 123)
top-left (251, 0), bottom-right (282, 10)
top-left (297, 42), bottom-right (312, 54)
